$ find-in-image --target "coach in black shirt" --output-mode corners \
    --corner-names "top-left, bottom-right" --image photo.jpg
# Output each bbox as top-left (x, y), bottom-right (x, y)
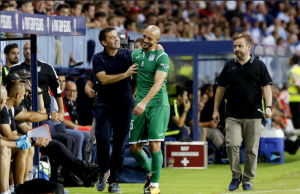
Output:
top-left (92, 27), bottom-right (138, 193)
top-left (9, 42), bottom-right (64, 115)
top-left (213, 34), bottom-right (273, 191)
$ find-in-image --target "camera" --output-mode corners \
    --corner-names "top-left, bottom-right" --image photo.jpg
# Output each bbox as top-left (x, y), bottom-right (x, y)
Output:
top-left (118, 31), bottom-right (135, 50)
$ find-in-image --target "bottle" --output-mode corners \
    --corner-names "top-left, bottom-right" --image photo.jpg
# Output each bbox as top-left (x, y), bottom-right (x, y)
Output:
top-left (266, 118), bottom-right (271, 130)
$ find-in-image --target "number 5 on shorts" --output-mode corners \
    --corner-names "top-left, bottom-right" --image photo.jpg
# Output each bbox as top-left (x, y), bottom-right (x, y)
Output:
top-left (130, 120), bottom-right (134, 130)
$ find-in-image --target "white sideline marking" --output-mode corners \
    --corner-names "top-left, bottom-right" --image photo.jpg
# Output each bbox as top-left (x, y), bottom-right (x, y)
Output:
top-left (222, 189), bottom-right (300, 194)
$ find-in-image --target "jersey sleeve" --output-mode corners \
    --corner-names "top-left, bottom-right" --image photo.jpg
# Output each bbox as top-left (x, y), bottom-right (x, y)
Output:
top-left (156, 52), bottom-right (170, 74)
top-left (92, 54), bottom-right (105, 74)
top-left (216, 63), bottom-right (229, 87)
top-left (132, 49), bottom-right (138, 64)
top-left (14, 107), bottom-right (23, 117)
top-left (259, 61), bottom-right (273, 87)
top-left (0, 107), bottom-right (9, 124)
top-left (48, 65), bottom-right (62, 98)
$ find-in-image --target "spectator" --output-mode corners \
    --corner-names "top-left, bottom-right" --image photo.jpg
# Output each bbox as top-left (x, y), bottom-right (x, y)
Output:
top-left (69, 1), bottom-right (82, 17)
top-left (287, 35), bottom-right (297, 54)
top-left (276, 37), bottom-right (284, 45)
top-left (262, 30), bottom-right (278, 45)
top-left (128, 6), bottom-right (143, 32)
top-left (244, 1), bottom-right (257, 23)
top-left (56, 3), bottom-right (70, 17)
top-left (250, 19), bottom-right (264, 44)
top-left (94, 12), bottom-right (107, 28)
top-left (204, 23), bottom-right (216, 40)
top-left (2, 1), bottom-right (17, 11)
top-left (223, 27), bottom-right (232, 40)
top-left (114, 10), bottom-right (127, 28)
top-left (107, 14), bottom-right (124, 32)
top-left (32, 1), bottom-right (46, 15)
top-left (265, 18), bottom-right (287, 40)
top-left (277, 4), bottom-right (291, 23)
top-left (17, 1), bottom-right (33, 14)
top-left (0, 3), bottom-right (11, 11)
top-left (213, 26), bottom-right (224, 40)
top-left (144, 13), bottom-right (158, 26)
top-left (44, 1), bottom-right (54, 15)
top-left (83, 3), bottom-right (98, 28)
top-left (256, 4), bottom-right (274, 27)
top-left (225, 1), bottom-right (245, 26)
top-left (134, 38), bottom-right (143, 50)
top-left (124, 19), bottom-right (137, 32)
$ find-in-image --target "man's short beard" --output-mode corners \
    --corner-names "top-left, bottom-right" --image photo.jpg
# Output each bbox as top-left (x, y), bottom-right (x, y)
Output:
top-left (10, 60), bottom-right (19, 64)
top-left (25, 57), bottom-right (31, 63)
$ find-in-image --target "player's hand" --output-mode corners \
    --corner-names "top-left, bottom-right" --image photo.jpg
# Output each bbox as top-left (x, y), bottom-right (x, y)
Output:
top-left (50, 111), bottom-right (64, 122)
top-left (265, 108), bottom-right (272, 118)
top-left (155, 44), bottom-right (164, 51)
top-left (208, 120), bottom-right (218, 129)
top-left (133, 102), bottom-right (146, 116)
top-left (34, 138), bottom-right (49, 148)
top-left (183, 100), bottom-right (191, 112)
top-left (125, 63), bottom-right (138, 77)
top-left (212, 111), bottom-right (220, 124)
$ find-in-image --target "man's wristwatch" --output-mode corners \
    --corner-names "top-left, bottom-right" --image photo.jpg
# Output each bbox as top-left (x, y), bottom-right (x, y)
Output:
top-left (31, 137), bottom-right (37, 145)
top-left (38, 89), bottom-right (43, 95)
top-left (266, 106), bottom-right (272, 111)
top-left (48, 113), bottom-right (52, 120)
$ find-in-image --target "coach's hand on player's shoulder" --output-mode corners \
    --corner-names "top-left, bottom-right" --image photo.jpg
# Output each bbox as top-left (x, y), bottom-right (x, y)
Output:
top-left (155, 44), bottom-right (164, 51)
top-left (50, 111), bottom-right (64, 122)
top-left (212, 111), bottom-right (220, 124)
top-left (133, 101), bottom-right (146, 116)
top-left (125, 63), bottom-right (139, 77)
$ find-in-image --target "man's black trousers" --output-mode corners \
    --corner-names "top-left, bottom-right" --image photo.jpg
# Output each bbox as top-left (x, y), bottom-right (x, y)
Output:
top-left (290, 102), bottom-right (300, 129)
top-left (94, 102), bottom-right (133, 183)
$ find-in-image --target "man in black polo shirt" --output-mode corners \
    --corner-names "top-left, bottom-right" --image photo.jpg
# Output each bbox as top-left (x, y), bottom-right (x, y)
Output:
top-left (92, 27), bottom-right (138, 193)
top-left (213, 34), bottom-right (273, 191)
top-left (9, 41), bottom-right (64, 115)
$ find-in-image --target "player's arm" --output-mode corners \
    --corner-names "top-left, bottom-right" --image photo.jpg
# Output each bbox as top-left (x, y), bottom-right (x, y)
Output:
top-left (64, 118), bottom-right (81, 128)
top-left (171, 113), bottom-right (188, 128)
top-left (17, 122), bottom-right (32, 134)
top-left (0, 138), bottom-right (18, 148)
top-left (37, 87), bottom-right (46, 113)
top-left (1, 124), bottom-right (21, 140)
top-left (14, 110), bottom-right (64, 123)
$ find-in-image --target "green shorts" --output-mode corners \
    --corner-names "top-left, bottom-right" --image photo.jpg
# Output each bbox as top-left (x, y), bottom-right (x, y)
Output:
top-left (129, 106), bottom-right (170, 144)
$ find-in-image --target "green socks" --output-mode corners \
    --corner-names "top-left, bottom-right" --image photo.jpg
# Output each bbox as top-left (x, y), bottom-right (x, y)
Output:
top-left (150, 150), bottom-right (163, 183)
top-left (132, 150), bottom-right (152, 173)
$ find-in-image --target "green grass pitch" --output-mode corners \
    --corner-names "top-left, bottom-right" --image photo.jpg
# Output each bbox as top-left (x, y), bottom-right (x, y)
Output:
top-left (66, 151), bottom-right (300, 194)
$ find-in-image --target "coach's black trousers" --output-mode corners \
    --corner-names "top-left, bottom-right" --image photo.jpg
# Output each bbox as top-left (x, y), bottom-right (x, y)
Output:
top-left (94, 101), bottom-right (133, 183)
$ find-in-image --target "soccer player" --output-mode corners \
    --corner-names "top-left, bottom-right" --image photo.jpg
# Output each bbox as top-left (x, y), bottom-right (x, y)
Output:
top-left (130, 25), bottom-right (170, 194)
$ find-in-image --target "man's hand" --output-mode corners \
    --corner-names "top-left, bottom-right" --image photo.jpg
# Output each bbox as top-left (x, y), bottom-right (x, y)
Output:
top-left (125, 63), bottom-right (139, 77)
top-left (16, 135), bottom-right (31, 150)
top-left (183, 100), bottom-right (191, 112)
top-left (208, 120), bottom-right (218, 129)
top-left (212, 111), bottom-right (220, 124)
top-left (133, 101), bottom-right (147, 116)
top-left (198, 102), bottom-right (205, 111)
top-left (265, 108), bottom-right (272, 118)
top-left (50, 111), bottom-right (64, 122)
top-left (34, 137), bottom-right (49, 148)
top-left (87, 89), bottom-right (96, 98)
top-left (154, 44), bottom-right (164, 51)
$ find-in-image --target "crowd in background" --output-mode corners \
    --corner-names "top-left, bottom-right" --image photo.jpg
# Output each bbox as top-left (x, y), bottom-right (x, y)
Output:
top-left (2, 1), bottom-right (300, 53)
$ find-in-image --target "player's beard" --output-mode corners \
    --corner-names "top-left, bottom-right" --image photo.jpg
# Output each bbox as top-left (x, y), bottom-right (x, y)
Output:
top-left (142, 41), bottom-right (153, 50)
top-left (9, 58), bottom-right (19, 64)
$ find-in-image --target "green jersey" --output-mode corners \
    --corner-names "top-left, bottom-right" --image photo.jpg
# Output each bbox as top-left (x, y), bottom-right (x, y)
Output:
top-left (132, 48), bottom-right (170, 107)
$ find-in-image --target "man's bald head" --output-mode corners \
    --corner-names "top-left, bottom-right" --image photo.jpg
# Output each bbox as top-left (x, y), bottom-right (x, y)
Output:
top-left (142, 25), bottom-right (161, 51)
top-left (144, 25), bottom-right (161, 39)
top-left (64, 81), bottom-right (77, 101)
top-left (6, 81), bottom-right (25, 107)
top-left (0, 85), bottom-right (8, 111)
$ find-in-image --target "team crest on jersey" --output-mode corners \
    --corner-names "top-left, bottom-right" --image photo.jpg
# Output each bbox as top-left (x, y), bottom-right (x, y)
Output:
top-left (160, 63), bottom-right (169, 69)
top-left (149, 54), bottom-right (156, 61)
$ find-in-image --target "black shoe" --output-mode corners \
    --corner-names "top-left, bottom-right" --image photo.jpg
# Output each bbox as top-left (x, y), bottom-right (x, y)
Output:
top-left (76, 169), bottom-right (99, 187)
top-left (50, 166), bottom-right (64, 184)
top-left (64, 172), bottom-right (84, 187)
top-left (82, 160), bottom-right (98, 173)
top-left (144, 175), bottom-right (152, 194)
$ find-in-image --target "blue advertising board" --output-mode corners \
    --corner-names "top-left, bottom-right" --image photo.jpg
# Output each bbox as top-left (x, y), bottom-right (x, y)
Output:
top-left (0, 11), bottom-right (86, 36)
